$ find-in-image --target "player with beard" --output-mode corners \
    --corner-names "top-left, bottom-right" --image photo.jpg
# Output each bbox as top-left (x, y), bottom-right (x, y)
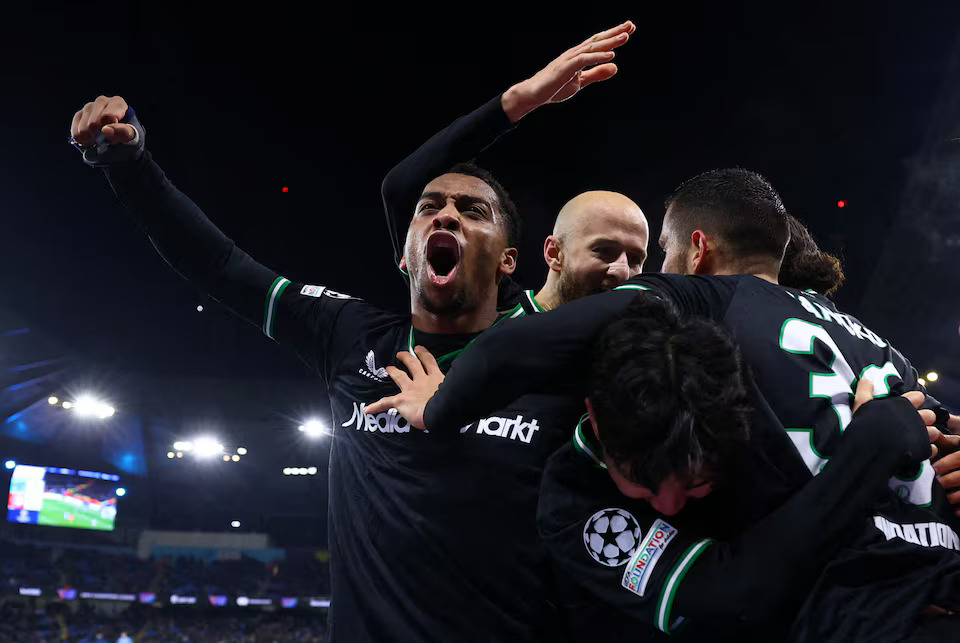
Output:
top-left (68, 21), bottom-right (639, 643)
top-left (381, 23), bottom-right (646, 313)
top-left (371, 168), bottom-right (960, 639)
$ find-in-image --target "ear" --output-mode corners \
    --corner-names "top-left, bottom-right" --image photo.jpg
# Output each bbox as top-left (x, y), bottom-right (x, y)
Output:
top-left (543, 235), bottom-right (563, 273)
top-left (500, 247), bottom-right (518, 276)
top-left (399, 255), bottom-right (407, 271)
top-left (690, 229), bottom-right (711, 275)
top-left (585, 398), bottom-right (600, 441)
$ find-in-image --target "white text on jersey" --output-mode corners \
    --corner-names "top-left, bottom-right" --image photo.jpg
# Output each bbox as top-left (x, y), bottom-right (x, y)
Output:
top-left (342, 402), bottom-right (411, 434)
top-left (790, 292), bottom-right (887, 348)
top-left (873, 515), bottom-right (960, 550)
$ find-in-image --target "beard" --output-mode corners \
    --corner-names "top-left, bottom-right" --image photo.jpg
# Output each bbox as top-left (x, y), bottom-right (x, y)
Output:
top-left (421, 287), bottom-right (467, 316)
top-left (556, 270), bottom-right (605, 306)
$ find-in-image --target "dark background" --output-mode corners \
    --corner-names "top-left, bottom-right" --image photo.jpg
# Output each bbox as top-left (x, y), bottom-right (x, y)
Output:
top-left (0, 2), bottom-right (958, 540)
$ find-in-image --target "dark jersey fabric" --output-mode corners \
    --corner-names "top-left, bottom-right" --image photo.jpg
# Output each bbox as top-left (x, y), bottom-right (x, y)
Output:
top-left (380, 93), bottom-right (526, 312)
top-left (539, 399), bottom-right (934, 641)
top-left (98, 149), bottom-right (584, 642)
top-left (421, 273), bottom-right (960, 638)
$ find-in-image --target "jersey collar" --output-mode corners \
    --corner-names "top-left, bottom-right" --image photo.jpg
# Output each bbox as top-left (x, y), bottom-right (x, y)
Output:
top-left (408, 290), bottom-right (543, 368)
top-left (572, 414), bottom-right (606, 470)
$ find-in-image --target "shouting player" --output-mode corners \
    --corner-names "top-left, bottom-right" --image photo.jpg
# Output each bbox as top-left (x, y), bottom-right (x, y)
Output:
top-left (69, 22), bottom-right (637, 643)
top-left (374, 168), bottom-right (960, 639)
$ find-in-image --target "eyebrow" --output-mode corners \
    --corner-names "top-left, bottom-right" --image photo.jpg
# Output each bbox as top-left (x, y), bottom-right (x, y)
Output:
top-left (417, 192), bottom-right (494, 210)
top-left (588, 237), bottom-right (648, 258)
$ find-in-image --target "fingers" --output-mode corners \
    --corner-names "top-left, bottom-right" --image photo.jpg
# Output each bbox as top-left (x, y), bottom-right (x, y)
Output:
top-left (395, 351), bottom-right (425, 378)
top-left (577, 21), bottom-right (635, 48)
top-left (902, 390), bottom-right (926, 409)
top-left (413, 345), bottom-right (441, 376)
top-left (936, 432), bottom-right (960, 453)
top-left (933, 450), bottom-right (960, 476)
top-left (949, 414), bottom-right (960, 433)
top-left (578, 31), bottom-right (631, 56)
top-left (851, 378), bottom-right (875, 414)
top-left (948, 488), bottom-right (960, 511)
top-left (101, 123), bottom-right (137, 144)
top-left (384, 365), bottom-right (412, 389)
top-left (364, 395), bottom-right (398, 416)
top-left (578, 63), bottom-right (619, 88)
top-left (72, 95), bottom-right (129, 147)
top-left (555, 51), bottom-right (617, 82)
top-left (937, 469), bottom-right (960, 490)
top-left (919, 409), bottom-right (938, 426)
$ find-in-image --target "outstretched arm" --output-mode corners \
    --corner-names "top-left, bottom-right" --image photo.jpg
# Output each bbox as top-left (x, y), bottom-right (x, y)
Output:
top-left (381, 20), bottom-right (636, 270)
top-left (71, 96), bottom-right (350, 372)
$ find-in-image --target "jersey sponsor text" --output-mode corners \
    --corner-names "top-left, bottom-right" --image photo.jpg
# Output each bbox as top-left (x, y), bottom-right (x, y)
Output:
top-left (342, 402), bottom-right (411, 434)
top-left (872, 515), bottom-right (960, 550)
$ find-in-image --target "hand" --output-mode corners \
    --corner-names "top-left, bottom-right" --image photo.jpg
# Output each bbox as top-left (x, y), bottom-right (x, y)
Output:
top-left (501, 21), bottom-right (636, 122)
top-left (852, 379), bottom-right (939, 459)
top-left (71, 96), bottom-right (137, 147)
top-left (364, 346), bottom-right (445, 430)
top-left (930, 413), bottom-right (960, 510)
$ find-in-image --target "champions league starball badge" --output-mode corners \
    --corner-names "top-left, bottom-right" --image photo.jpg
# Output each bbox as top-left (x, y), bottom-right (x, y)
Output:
top-left (582, 508), bottom-right (642, 567)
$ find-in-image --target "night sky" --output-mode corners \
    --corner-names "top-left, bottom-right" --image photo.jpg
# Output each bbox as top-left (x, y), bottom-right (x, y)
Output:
top-left (3, 2), bottom-right (958, 396)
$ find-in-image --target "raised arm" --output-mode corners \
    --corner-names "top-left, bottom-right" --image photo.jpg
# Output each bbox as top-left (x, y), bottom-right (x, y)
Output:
top-left (70, 96), bottom-right (349, 372)
top-left (381, 20), bottom-right (636, 273)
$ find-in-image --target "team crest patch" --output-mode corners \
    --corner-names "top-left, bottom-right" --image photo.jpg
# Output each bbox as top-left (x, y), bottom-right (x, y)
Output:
top-left (583, 508), bottom-right (642, 567)
top-left (300, 285), bottom-right (325, 297)
top-left (622, 519), bottom-right (677, 597)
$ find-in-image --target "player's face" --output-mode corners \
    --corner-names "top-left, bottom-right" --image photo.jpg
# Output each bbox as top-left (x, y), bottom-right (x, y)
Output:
top-left (555, 207), bottom-right (648, 304)
top-left (659, 206), bottom-right (695, 275)
top-left (402, 174), bottom-right (516, 316)
top-left (605, 459), bottom-right (713, 516)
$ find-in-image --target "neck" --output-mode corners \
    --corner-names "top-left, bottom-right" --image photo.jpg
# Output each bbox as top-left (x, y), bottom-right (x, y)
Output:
top-left (534, 272), bottom-right (563, 312)
top-left (709, 259), bottom-right (779, 284)
top-left (409, 290), bottom-right (500, 334)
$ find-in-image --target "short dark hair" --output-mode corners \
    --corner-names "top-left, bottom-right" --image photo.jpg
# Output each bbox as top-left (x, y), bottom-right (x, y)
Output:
top-left (779, 215), bottom-right (846, 297)
top-left (665, 168), bottom-right (789, 266)
top-left (587, 295), bottom-right (751, 492)
top-left (447, 162), bottom-right (521, 248)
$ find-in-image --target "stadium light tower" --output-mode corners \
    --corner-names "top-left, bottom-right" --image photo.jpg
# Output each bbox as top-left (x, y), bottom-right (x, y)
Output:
top-left (4, 460), bottom-right (14, 470)
top-left (71, 395), bottom-right (116, 420)
top-left (116, 488), bottom-right (126, 497)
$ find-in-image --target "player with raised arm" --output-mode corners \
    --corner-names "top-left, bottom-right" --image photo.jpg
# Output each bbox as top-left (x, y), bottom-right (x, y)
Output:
top-left (68, 21), bottom-right (639, 643)
top-left (370, 168), bottom-right (960, 639)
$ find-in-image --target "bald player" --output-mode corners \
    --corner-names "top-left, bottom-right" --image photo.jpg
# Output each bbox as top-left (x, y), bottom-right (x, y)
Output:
top-left (535, 190), bottom-right (648, 311)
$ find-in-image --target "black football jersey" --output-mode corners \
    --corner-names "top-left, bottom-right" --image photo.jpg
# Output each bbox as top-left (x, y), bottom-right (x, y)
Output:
top-left (100, 151), bottom-right (585, 642)
top-left (421, 273), bottom-right (960, 636)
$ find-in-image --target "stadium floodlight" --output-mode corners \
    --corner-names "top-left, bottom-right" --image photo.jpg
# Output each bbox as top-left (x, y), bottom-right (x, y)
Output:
top-left (927, 371), bottom-right (940, 383)
top-left (918, 378), bottom-right (927, 386)
top-left (194, 437), bottom-right (224, 458)
top-left (282, 468), bottom-right (291, 475)
top-left (73, 395), bottom-right (115, 420)
top-left (4, 460), bottom-right (14, 470)
top-left (166, 452), bottom-right (175, 459)
top-left (308, 467), bottom-right (318, 475)
top-left (298, 419), bottom-right (326, 437)
top-left (176, 452), bottom-right (183, 458)
top-left (222, 455), bottom-right (231, 462)
top-left (298, 468), bottom-right (308, 475)
top-left (48, 396), bottom-right (58, 405)
top-left (62, 401), bottom-right (73, 409)
top-left (231, 455), bottom-right (240, 462)
top-left (237, 447), bottom-right (247, 456)
top-left (116, 488), bottom-right (126, 497)
top-left (197, 305), bottom-right (204, 312)
top-left (231, 521), bottom-right (240, 528)
top-left (173, 441), bottom-right (194, 452)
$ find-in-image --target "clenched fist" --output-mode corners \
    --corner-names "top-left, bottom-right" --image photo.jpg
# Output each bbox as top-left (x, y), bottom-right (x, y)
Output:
top-left (71, 95), bottom-right (137, 147)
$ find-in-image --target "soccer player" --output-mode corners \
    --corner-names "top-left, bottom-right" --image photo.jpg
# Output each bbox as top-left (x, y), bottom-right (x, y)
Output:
top-left (68, 22), bottom-right (636, 643)
top-left (381, 26), bottom-right (646, 313)
top-left (376, 168), bottom-right (960, 638)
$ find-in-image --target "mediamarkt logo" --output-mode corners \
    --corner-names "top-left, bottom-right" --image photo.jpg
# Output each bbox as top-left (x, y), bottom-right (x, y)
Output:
top-left (342, 402), bottom-right (411, 433)
top-left (469, 415), bottom-right (540, 444)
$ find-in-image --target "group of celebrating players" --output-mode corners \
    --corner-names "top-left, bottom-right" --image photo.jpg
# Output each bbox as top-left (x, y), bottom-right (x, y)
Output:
top-left (69, 19), bottom-right (960, 643)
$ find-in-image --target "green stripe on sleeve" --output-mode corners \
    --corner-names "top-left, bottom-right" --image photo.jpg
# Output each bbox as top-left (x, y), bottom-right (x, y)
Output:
top-left (613, 284), bottom-right (651, 292)
top-left (655, 539), bottom-right (713, 634)
top-left (264, 277), bottom-right (291, 340)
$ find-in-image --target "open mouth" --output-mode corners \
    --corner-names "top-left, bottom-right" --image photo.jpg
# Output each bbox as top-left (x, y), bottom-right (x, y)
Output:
top-left (426, 231), bottom-right (462, 286)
